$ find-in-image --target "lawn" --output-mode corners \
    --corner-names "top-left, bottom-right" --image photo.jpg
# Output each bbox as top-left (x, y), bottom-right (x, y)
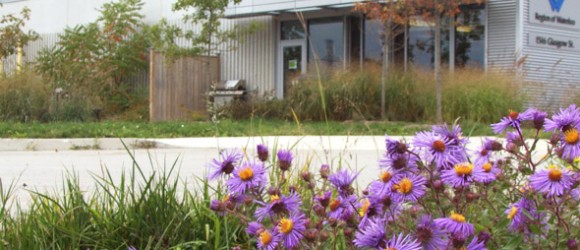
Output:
top-left (0, 119), bottom-right (497, 138)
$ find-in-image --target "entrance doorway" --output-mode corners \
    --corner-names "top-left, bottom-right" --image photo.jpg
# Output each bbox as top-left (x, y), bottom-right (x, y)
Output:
top-left (277, 40), bottom-right (306, 98)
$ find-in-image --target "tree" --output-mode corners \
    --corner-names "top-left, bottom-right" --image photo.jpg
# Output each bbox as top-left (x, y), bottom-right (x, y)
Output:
top-left (0, 3), bottom-right (39, 75)
top-left (172, 0), bottom-right (242, 56)
top-left (355, 0), bottom-right (485, 123)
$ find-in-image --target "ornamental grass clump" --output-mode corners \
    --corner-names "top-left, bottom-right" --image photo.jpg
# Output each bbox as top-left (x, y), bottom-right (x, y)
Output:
top-left (208, 105), bottom-right (580, 249)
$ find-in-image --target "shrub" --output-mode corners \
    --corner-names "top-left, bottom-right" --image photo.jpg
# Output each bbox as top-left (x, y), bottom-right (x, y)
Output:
top-left (0, 69), bottom-right (49, 122)
top-left (219, 66), bottom-right (524, 123)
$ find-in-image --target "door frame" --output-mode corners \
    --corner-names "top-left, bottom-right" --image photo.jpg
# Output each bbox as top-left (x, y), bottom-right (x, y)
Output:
top-left (276, 39), bottom-right (307, 99)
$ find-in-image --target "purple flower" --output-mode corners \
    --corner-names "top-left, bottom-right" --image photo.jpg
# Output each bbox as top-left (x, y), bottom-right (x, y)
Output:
top-left (521, 108), bottom-right (547, 130)
top-left (465, 236), bottom-right (487, 250)
top-left (434, 212), bottom-right (475, 237)
top-left (358, 197), bottom-right (384, 228)
top-left (433, 124), bottom-right (468, 147)
top-left (559, 128), bottom-right (580, 161)
top-left (368, 170), bottom-right (398, 197)
top-left (246, 221), bottom-right (264, 236)
top-left (441, 162), bottom-right (482, 188)
top-left (255, 192), bottom-right (302, 221)
top-left (328, 169), bottom-right (358, 197)
top-left (491, 110), bottom-right (531, 134)
top-left (386, 136), bottom-right (409, 155)
top-left (529, 167), bottom-right (574, 197)
top-left (226, 161), bottom-right (267, 195)
top-left (353, 219), bottom-right (386, 248)
top-left (207, 149), bottom-right (243, 180)
top-left (328, 194), bottom-right (357, 221)
top-left (277, 212), bottom-right (307, 249)
top-left (257, 227), bottom-right (281, 250)
top-left (378, 152), bottom-right (419, 172)
top-left (571, 188), bottom-right (580, 201)
top-left (415, 215), bottom-right (448, 250)
top-left (474, 162), bottom-right (500, 184)
top-left (414, 131), bottom-right (462, 169)
top-left (505, 197), bottom-right (543, 234)
top-left (276, 149), bottom-right (293, 171)
top-left (474, 138), bottom-right (502, 167)
top-left (544, 104), bottom-right (580, 132)
top-left (391, 174), bottom-right (427, 203)
top-left (315, 190), bottom-right (332, 207)
top-left (257, 144), bottom-right (269, 162)
top-left (384, 233), bottom-right (422, 250)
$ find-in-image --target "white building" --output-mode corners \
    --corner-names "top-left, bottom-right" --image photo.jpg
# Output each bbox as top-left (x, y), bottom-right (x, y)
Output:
top-left (1, 0), bottom-right (579, 109)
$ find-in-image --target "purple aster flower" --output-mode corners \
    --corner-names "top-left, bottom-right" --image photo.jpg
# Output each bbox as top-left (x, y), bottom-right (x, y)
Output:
top-left (491, 110), bottom-right (531, 134)
top-left (384, 233), bottom-right (422, 250)
top-left (386, 136), bottom-right (409, 155)
top-left (209, 199), bottom-right (226, 215)
top-left (474, 138), bottom-right (502, 167)
top-left (433, 124), bottom-right (468, 147)
top-left (521, 108), bottom-right (547, 130)
top-left (474, 162), bottom-right (500, 184)
top-left (441, 162), bottom-right (483, 188)
top-left (378, 152), bottom-right (420, 172)
top-left (276, 149), bottom-right (293, 171)
top-left (434, 212), bottom-right (475, 237)
top-left (415, 215), bottom-right (448, 250)
top-left (465, 236), bottom-right (487, 250)
top-left (207, 149), bottom-right (243, 180)
top-left (368, 170), bottom-right (398, 197)
top-left (544, 104), bottom-right (580, 132)
top-left (328, 169), bottom-right (358, 197)
top-left (505, 131), bottom-right (523, 145)
top-left (277, 212), bottom-right (307, 249)
top-left (353, 219), bottom-right (386, 248)
top-left (505, 197), bottom-right (544, 234)
top-left (414, 131), bottom-right (462, 169)
top-left (226, 161), bottom-right (267, 195)
top-left (571, 188), bottom-right (580, 201)
top-left (257, 227), bottom-right (281, 250)
top-left (358, 197), bottom-right (384, 228)
top-left (559, 128), bottom-right (580, 161)
top-left (529, 167), bottom-right (574, 197)
top-left (328, 194), bottom-right (357, 221)
top-left (315, 190), bottom-right (332, 207)
top-left (391, 174), bottom-right (427, 203)
top-left (255, 192), bottom-right (302, 221)
top-left (246, 221), bottom-right (264, 236)
top-left (257, 144), bottom-right (269, 162)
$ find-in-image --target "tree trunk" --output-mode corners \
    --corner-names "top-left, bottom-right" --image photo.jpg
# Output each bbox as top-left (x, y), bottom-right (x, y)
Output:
top-left (381, 19), bottom-right (392, 120)
top-left (434, 13), bottom-right (442, 124)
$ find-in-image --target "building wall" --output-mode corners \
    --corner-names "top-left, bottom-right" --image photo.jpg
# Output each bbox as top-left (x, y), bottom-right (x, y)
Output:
top-left (486, 0), bottom-right (518, 71)
top-left (520, 0), bottom-right (580, 110)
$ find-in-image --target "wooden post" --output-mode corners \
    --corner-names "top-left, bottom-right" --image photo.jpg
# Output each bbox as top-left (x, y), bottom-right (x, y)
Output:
top-left (149, 48), bottom-right (155, 122)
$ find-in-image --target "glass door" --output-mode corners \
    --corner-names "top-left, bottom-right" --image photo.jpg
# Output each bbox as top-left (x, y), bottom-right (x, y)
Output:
top-left (277, 40), bottom-right (306, 98)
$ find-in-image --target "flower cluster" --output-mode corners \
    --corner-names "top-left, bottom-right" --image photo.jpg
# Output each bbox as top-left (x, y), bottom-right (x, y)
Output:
top-left (207, 105), bottom-right (579, 249)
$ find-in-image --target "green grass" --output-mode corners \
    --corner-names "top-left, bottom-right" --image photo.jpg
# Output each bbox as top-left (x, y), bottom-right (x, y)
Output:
top-left (0, 119), bottom-right (498, 138)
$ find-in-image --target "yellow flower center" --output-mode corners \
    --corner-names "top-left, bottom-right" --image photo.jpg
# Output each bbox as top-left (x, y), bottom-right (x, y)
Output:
top-left (221, 195), bottom-right (230, 203)
top-left (270, 195), bottom-right (280, 203)
top-left (564, 129), bottom-right (579, 144)
top-left (454, 163), bottom-right (473, 176)
top-left (278, 218), bottom-right (294, 234)
top-left (330, 199), bottom-right (341, 211)
top-left (385, 248), bottom-right (397, 250)
top-left (380, 171), bottom-right (393, 183)
top-left (450, 212), bottom-right (466, 223)
top-left (548, 168), bottom-right (562, 181)
top-left (432, 140), bottom-right (446, 152)
top-left (482, 162), bottom-right (492, 173)
top-left (239, 167), bottom-right (254, 181)
top-left (359, 198), bottom-right (371, 216)
top-left (507, 206), bottom-right (518, 220)
top-left (259, 231), bottom-right (272, 245)
top-left (394, 178), bottom-right (413, 194)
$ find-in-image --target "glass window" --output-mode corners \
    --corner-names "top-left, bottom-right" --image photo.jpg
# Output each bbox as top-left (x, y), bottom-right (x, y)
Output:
top-left (281, 20), bottom-right (305, 40)
top-left (407, 16), bottom-right (450, 69)
top-left (364, 19), bottom-right (384, 64)
top-left (455, 5), bottom-right (485, 68)
top-left (350, 16), bottom-right (362, 66)
top-left (308, 18), bottom-right (344, 67)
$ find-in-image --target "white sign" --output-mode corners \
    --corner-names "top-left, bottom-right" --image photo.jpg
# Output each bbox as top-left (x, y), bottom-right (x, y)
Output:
top-left (529, 0), bottom-right (580, 31)
top-left (529, 32), bottom-right (580, 51)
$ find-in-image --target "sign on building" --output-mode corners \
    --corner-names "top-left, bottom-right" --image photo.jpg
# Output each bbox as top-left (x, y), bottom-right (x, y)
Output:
top-left (529, 0), bottom-right (580, 31)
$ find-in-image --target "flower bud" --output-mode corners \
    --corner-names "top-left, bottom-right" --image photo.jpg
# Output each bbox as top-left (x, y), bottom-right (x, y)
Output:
top-left (268, 187), bottom-right (280, 196)
top-left (477, 231), bottom-right (492, 244)
top-left (257, 144), bottom-right (269, 162)
top-left (320, 230), bottom-right (330, 241)
top-left (550, 133), bottom-right (560, 146)
top-left (567, 239), bottom-right (578, 250)
top-left (320, 164), bottom-right (331, 179)
top-left (232, 246), bottom-right (241, 250)
top-left (451, 234), bottom-right (466, 248)
top-left (506, 142), bottom-right (519, 154)
top-left (362, 189), bottom-right (369, 196)
top-left (314, 204), bottom-right (326, 217)
top-left (466, 192), bottom-right (479, 202)
top-left (289, 185), bottom-right (297, 193)
top-left (210, 200), bottom-right (225, 213)
top-left (304, 229), bottom-right (318, 242)
top-left (308, 181), bottom-right (316, 190)
top-left (409, 205), bottom-right (421, 217)
top-left (344, 227), bottom-right (354, 238)
top-left (432, 180), bottom-right (444, 192)
top-left (301, 171), bottom-right (312, 182)
top-left (491, 141), bottom-right (503, 151)
top-left (277, 150), bottom-right (293, 171)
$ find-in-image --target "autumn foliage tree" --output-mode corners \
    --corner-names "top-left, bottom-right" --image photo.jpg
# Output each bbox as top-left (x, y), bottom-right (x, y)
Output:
top-left (0, 3), bottom-right (38, 75)
top-left (355, 0), bottom-right (485, 123)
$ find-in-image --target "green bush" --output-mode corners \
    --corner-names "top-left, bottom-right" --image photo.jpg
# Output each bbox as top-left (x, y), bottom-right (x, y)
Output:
top-left (220, 66), bottom-right (524, 123)
top-left (0, 70), bottom-right (50, 122)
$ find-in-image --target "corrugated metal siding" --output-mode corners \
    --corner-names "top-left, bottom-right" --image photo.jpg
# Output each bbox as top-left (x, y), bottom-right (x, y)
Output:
top-left (521, 0), bottom-right (580, 110)
top-left (486, 0), bottom-right (518, 71)
top-left (218, 16), bottom-right (276, 96)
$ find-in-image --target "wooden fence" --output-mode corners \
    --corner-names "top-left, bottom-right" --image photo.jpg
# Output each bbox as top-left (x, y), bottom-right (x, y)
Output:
top-left (149, 50), bottom-right (220, 121)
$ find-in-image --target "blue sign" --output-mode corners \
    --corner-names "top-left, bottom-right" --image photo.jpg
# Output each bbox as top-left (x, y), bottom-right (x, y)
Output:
top-left (549, 0), bottom-right (565, 12)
